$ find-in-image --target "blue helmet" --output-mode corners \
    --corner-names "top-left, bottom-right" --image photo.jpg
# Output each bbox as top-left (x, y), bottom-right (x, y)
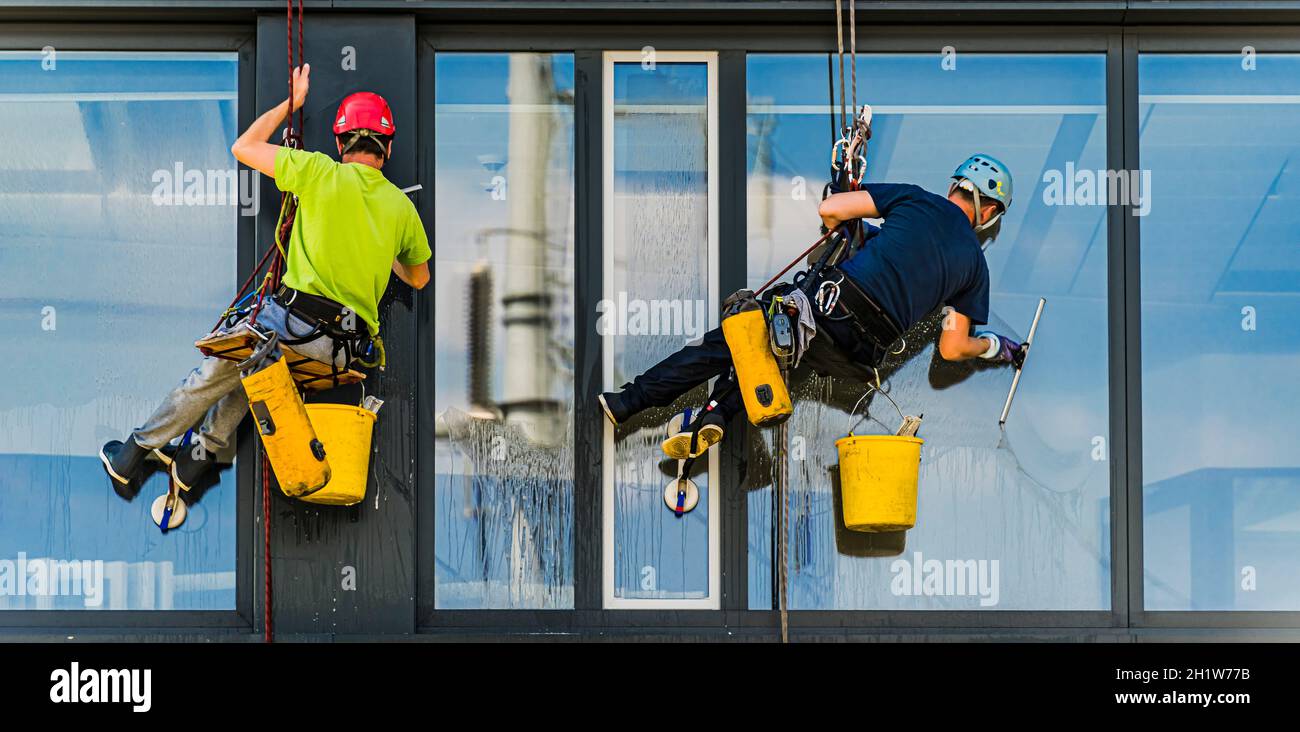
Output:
top-left (951, 154), bottom-right (1012, 231)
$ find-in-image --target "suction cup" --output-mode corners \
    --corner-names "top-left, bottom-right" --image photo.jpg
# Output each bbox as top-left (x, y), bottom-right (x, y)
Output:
top-left (151, 492), bottom-right (187, 531)
top-left (664, 477), bottom-right (699, 514)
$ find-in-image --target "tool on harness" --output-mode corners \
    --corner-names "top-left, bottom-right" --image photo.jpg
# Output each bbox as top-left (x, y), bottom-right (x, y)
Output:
top-left (803, 264), bottom-right (904, 364)
top-left (239, 330), bottom-right (332, 497)
top-left (767, 296), bottom-right (798, 370)
top-left (721, 290), bottom-right (793, 427)
top-left (999, 297), bottom-right (1046, 425)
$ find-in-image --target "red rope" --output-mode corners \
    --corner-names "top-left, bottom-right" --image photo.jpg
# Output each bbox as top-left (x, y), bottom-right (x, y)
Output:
top-left (296, 0), bottom-right (304, 135)
top-left (755, 227), bottom-right (837, 296)
top-left (259, 0), bottom-right (305, 645)
top-left (263, 451), bottom-right (273, 643)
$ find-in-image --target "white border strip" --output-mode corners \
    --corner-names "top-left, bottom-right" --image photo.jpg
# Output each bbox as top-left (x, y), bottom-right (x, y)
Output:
top-left (603, 50), bottom-right (721, 611)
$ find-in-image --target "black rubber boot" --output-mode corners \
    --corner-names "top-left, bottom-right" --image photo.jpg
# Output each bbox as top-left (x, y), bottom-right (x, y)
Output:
top-left (170, 441), bottom-right (218, 492)
top-left (152, 443), bottom-right (180, 467)
top-left (597, 390), bottom-right (640, 426)
top-left (99, 436), bottom-right (150, 500)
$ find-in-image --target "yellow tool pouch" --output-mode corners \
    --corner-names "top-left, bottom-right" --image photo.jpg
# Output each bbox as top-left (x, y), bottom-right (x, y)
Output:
top-left (721, 290), bottom-right (792, 427)
top-left (240, 334), bottom-right (331, 497)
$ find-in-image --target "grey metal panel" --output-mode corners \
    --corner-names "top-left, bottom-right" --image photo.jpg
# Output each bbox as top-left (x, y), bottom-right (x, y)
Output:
top-left (236, 33), bottom-right (259, 630)
top-left (14, 1), bottom-right (1300, 26)
top-left (421, 609), bottom-right (1116, 632)
top-left (573, 49), bottom-right (605, 610)
top-left (420, 24), bottom-right (1115, 52)
top-left (1121, 29), bottom-right (1145, 628)
top-left (0, 23), bottom-right (252, 49)
top-left (6, 622), bottom-right (1300, 641)
top-left (414, 35), bottom-right (438, 626)
top-left (1105, 32), bottom-right (1129, 630)
top-left (718, 49), bottom-right (749, 611)
top-left (1133, 25), bottom-right (1300, 50)
top-left (255, 12), bottom-right (419, 636)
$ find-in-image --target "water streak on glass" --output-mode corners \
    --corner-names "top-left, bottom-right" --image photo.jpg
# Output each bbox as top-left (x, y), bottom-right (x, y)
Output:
top-left (746, 54), bottom-right (1110, 610)
top-left (610, 62), bottom-right (712, 600)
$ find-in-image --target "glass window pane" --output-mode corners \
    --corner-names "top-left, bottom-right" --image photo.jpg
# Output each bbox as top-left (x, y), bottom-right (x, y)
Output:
top-left (607, 60), bottom-right (715, 603)
top-left (1139, 54), bottom-right (1300, 611)
top-left (0, 52), bottom-right (239, 610)
top-left (746, 53), bottom-right (1110, 610)
top-left (433, 53), bottom-right (576, 609)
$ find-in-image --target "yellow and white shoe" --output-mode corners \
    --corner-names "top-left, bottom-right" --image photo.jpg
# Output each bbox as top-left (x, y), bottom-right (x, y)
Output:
top-left (661, 409), bottom-right (726, 460)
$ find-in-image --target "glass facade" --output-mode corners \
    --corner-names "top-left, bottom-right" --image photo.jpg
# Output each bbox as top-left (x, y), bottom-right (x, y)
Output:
top-left (1139, 54), bottom-right (1300, 611)
top-left (432, 53), bottom-right (577, 609)
top-left (0, 52), bottom-right (240, 610)
top-left (605, 59), bottom-right (716, 604)
top-left (2, 20), bottom-right (1297, 635)
top-left (746, 54), bottom-right (1111, 610)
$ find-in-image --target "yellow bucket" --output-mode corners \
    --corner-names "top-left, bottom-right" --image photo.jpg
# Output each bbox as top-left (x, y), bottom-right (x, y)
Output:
top-left (301, 404), bottom-right (376, 506)
top-left (835, 434), bottom-right (923, 533)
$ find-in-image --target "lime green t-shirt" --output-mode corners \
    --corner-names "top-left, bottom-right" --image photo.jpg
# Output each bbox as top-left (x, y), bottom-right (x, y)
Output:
top-left (274, 147), bottom-right (430, 336)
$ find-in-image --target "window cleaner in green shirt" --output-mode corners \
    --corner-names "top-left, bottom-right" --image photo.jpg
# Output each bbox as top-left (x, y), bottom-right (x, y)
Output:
top-left (100, 64), bottom-right (431, 496)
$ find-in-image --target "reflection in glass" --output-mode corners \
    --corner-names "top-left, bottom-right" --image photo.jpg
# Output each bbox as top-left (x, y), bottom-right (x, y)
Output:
top-left (746, 54), bottom-right (1110, 610)
top-left (433, 53), bottom-right (576, 609)
top-left (1140, 54), bottom-right (1300, 610)
top-left (0, 52), bottom-right (239, 610)
top-left (607, 61), bottom-right (714, 602)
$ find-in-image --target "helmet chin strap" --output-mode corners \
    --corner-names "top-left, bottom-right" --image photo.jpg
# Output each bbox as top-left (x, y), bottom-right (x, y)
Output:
top-left (341, 129), bottom-right (388, 160)
top-left (968, 182), bottom-right (1003, 234)
top-left (951, 178), bottom-right (1003, 236)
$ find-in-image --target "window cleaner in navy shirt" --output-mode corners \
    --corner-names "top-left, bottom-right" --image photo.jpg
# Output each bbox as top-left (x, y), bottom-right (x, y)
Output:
top-left (597, 154), bottom-right (1025, 459)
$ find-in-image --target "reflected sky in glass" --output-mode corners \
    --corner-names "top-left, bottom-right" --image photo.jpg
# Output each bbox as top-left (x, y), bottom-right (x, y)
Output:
top-left (747, 53), bottom-right (1110, 610)
top-left (0, 52), bottom-right (239, 610)
top-left (1140, 54), bottom-right (1300, 611)
top-left (432, 53), bottom-right (576, 609)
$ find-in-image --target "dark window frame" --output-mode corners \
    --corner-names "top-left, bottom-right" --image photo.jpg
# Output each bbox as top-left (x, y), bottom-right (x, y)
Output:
top-left (418, 25), bottom-right (1129, 635)
top-left (0, 24), bottom-right (258, 633)
top-left (1128, 27), bottom-right (1300, 630)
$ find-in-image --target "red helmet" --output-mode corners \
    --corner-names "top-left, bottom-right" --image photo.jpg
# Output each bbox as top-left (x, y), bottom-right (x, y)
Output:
top-left (333, 92), bottom-right (395, 136)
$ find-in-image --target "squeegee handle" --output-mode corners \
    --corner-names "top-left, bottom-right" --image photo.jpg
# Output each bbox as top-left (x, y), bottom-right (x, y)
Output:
top-left (999, 298), bottom-right (1046, 425)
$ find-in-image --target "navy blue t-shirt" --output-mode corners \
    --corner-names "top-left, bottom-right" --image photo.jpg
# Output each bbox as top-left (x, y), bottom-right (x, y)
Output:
top-left (837, 183), bottom-right (990, 329)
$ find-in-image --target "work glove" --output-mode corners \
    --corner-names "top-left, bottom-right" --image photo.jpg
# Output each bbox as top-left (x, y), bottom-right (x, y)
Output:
top-left (976, 331), bottom-right (1025, 367)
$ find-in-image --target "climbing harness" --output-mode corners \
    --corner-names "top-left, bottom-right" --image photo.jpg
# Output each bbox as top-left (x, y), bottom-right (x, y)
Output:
top-left (273, 284), bottom-right (385, 371)
top-left (813, 271), bottom-right (843, 316)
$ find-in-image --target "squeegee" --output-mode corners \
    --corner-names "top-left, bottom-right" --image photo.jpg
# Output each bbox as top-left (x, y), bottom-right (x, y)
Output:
top-left (999, 297), bottom-right (1046, 426)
